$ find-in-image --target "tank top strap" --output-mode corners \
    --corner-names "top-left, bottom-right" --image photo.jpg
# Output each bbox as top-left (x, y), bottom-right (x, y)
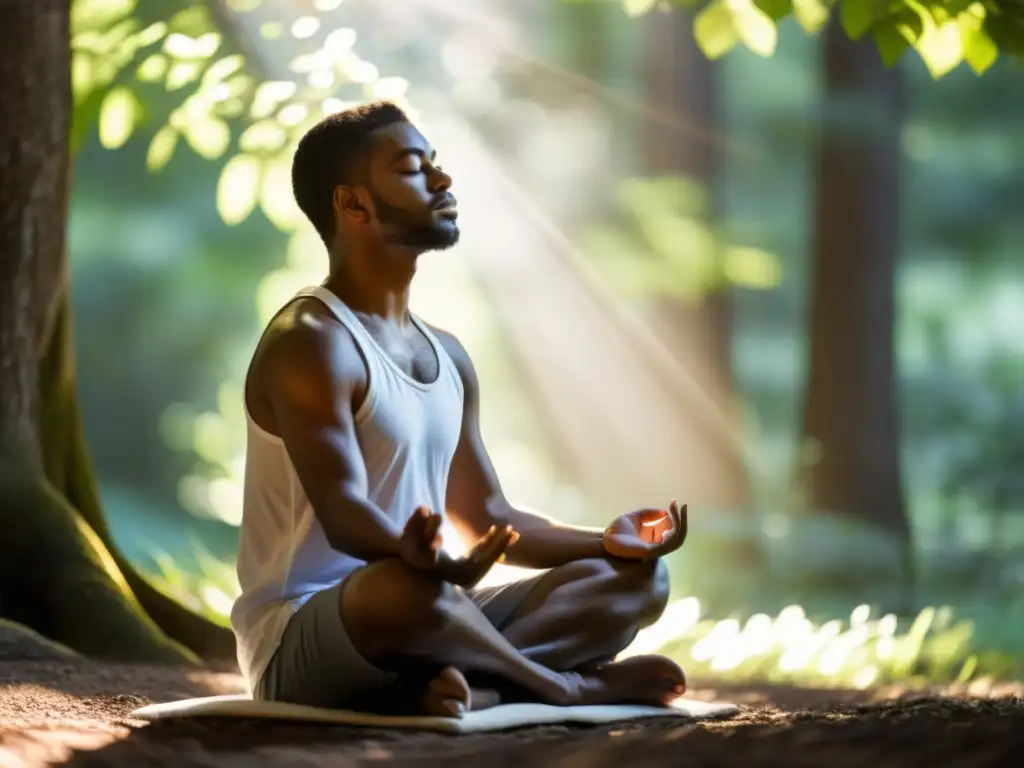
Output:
top-left (298, 285), bottom-right (376, 348)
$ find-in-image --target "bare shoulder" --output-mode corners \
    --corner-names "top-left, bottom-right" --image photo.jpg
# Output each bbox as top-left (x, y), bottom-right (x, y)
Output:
top-left (251, 298), bottom-right (367, 414)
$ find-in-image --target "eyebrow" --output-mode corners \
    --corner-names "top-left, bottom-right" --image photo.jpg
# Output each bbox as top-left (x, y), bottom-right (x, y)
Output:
top-left (390, 147), bottom-right (436, 163)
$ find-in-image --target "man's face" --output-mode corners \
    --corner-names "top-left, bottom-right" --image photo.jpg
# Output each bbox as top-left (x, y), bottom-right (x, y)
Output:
top-left (361, 121), bottom-right (459, 251)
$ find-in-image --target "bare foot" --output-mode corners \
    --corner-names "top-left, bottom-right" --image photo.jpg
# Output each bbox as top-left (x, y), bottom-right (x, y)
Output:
top-left (571, 655), bottom-right (686, 707)
top-left (420, 666), bottom-right (502, 717)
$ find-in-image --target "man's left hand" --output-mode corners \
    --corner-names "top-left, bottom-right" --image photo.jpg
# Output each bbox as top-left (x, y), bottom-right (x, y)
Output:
top-left (601, 500), bottom-right (687, 561)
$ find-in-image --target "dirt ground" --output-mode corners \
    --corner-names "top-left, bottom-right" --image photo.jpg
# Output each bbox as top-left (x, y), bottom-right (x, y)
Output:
top-left (2, 654), bottom-right (1023, 768)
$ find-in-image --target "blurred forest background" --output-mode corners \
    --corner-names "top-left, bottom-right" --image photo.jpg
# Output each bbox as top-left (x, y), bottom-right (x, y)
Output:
top-left (67, 0), bottom-right (1023, 689)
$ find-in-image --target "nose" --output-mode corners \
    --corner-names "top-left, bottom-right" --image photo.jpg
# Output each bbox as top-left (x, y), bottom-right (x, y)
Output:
top-left (429, 163), bottom-right (452, 192)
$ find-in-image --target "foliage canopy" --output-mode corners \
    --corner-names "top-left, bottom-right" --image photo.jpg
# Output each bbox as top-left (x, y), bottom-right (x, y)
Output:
top-left (574, 0), bottom-right (1024, 78)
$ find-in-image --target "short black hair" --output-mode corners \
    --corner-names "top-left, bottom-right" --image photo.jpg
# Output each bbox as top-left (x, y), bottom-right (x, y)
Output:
top-left (291, 100), bottom-right (409, 243)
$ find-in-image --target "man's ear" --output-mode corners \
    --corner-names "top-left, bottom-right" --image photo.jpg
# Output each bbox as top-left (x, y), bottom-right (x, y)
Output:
top-left (333, 185), bottom-right (371, 223)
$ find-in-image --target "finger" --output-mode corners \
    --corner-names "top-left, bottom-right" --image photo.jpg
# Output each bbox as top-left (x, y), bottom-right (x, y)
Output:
top-left (498, 529), bottom-right (521, 563)
top-left (423, 512), bottom-right (444, 545)
top-left (663, 501), bottom-right (688, 551)
top-left (661, 500), bottom-right (681, 544)
top-left (473, 525), bottom-right (515, 566)
top-left (469, 525), bottom-right (498, 553)
top-left (404, 506), bottom-right (430, 537)
top-left (663, 500), bottom-right (680, 536)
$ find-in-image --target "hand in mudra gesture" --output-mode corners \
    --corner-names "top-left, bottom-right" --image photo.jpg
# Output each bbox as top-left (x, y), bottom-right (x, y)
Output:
top-left (399, 506), bottom-right (519, 589)
top-left (601, 500), bottom-right (687, 561)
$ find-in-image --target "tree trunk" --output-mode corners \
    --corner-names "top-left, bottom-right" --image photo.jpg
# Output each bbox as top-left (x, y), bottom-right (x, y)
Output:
top-left (0, 0), bottom-right (234, 664)
top-left (639, 7), bottom-right (747, 509)
top-left (799, 18), bottom-right (911, 559)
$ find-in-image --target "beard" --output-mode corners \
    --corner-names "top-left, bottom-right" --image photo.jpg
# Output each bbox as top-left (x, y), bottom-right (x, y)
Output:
top-left (371, 192), bottom-right (460, 251)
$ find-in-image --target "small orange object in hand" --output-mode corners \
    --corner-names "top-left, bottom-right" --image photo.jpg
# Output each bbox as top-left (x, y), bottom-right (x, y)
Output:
top-left (601, 500), bottom-right (688, 561)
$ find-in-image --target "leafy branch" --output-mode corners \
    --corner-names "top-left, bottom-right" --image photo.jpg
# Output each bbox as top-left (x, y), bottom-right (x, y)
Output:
top-left (71, 0), bottom-right (410, 231)
top-left (577, 0), bottom-right (1022, 78)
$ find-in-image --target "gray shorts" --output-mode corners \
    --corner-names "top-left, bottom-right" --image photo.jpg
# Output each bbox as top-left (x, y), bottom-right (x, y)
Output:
top-left (254, 572), bottom-right (545, 710)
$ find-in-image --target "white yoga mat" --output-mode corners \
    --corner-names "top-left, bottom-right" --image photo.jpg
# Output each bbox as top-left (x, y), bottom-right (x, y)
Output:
top-left (131, 694), bottom-right (739, 734)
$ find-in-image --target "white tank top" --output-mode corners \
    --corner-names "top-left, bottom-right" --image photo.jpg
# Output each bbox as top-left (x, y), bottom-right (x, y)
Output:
top-left (229, 285), bottom-right (465, 693)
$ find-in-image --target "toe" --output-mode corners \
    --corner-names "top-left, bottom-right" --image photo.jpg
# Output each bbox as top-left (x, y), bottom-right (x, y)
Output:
top-left (430, 666), bottom-right (471, 701)
top-left (424, 667), bottom-right (471, 716)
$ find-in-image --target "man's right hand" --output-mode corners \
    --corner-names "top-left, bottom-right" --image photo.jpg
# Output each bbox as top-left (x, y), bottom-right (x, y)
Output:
top-left (399, 506), bottom-right (518, 588)
top-left (398, 506), bottom-right (447, 570)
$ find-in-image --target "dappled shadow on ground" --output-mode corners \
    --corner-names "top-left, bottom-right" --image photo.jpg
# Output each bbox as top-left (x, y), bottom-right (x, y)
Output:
top-left (1, 659), bottom-right (1023, 768)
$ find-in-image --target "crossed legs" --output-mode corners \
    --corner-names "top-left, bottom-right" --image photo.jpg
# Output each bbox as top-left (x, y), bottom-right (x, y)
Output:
top-left (499, 557), bottom-right (671, 671)
top-left (339, 556), bottom-right (680, 714)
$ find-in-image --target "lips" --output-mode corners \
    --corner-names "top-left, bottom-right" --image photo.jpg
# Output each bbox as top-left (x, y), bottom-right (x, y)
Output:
top-left (434, 195), bottom-right (458, 215)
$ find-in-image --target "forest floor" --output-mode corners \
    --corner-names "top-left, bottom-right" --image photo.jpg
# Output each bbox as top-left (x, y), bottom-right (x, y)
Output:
top-left (2, 635), bottom-right (1023, 768)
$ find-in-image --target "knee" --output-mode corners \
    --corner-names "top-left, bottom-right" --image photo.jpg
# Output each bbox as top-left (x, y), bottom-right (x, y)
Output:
top-left (567, 557), bottom-right (671, 626)
top-left (342, 558), bottom-right (457, 639)
top-left (609, 558), bottom-right (670, 625)
top-left (645, 559), bottom-right (672, 622)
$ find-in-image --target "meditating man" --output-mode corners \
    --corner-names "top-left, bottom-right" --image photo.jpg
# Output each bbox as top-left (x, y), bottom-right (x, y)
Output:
top-left (230, 101), bottom-right (689, 717)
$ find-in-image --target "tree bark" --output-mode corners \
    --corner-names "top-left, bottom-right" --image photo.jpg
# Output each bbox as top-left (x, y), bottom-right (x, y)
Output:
top-left (799, 19), bottom-right (911, 557)
top-left (0, 0), bottom-right (234, 663)
top-left (639, 7), bottom-right (747, 509)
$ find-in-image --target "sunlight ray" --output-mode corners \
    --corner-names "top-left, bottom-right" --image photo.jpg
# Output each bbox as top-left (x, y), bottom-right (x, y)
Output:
top-left (365, 0), bottom-right (757, 165)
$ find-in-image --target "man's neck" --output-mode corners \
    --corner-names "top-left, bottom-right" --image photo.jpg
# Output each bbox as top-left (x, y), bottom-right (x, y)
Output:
top-left (324, 242), bottom-right (418, 323)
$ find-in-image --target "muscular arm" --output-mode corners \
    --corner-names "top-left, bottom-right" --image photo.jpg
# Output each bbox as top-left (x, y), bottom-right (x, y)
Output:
top-left (258, 315), bottom-right (405, 562)
top-left (435, 331), bottom-right (605, 570)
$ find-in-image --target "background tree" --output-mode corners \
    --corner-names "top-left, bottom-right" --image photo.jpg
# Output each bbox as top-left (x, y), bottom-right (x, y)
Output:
top-left (798, 14), bottom-right (911, 580)
top-left (637, 4), bottom-right (747, 508)
top-left (0, 0), bottom-right (397, 662)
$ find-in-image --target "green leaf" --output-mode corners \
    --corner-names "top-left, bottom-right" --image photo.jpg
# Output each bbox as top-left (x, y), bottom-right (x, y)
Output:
top-left (694, 0), bottom-right (739, 60)
top-left (792, 0), bottom-right (830, 34)
top-left (622, 0), bottom-right (658, 17)
top-left (168, 5), bottom-right (216, 37)
top-left (164, 32), bottom-right (221, 59)
top-left (733, 0), bottom-right (778, 57)
top-left (250, 81), bottom-right (298, 119)
top-left (217, 154), bottom-right (262, 225)
top-left (202, 55), bottom-right (247, 85)
top-left (259, 22), bottom-right (283, 40)
top-left (723, 245), bottom-right (781, 288)
top-left (839, 0), bottom-right (885, 40)
top-left (71, 53), bottom-right (94, 102)
top-left (754, 0), bottom-right (792, 22)
top-left (873, 24), bottom-right (911, 66)
top-left (892, 2), bottom-right (927, 44)
top-left (239, 121), bottom-right (288, 153)
top-left (72, 0), bottom-right (138, 33)
top-left (136, 54), bottom-right (168, 83)
top-left (135, 21), bottom-right (168, 48)
top-left (260, 157), bottom-right (305, 231)
top-left (166, 61), bottom-right (203, 90)
top-left (916, 19), bottom-right (964, 78)
top-left (146, 126), bottom-right (179, 171)
top-left (98, 86), bottom-right (139, 149)
top-left (71, 88), bottom-right (106, 155)
top-left (983, 8), bottom-right (1024, 58)
top-left (184, 117), bottom-right (231, 160)
top-left (959, 9), bottom-right (998, 75)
